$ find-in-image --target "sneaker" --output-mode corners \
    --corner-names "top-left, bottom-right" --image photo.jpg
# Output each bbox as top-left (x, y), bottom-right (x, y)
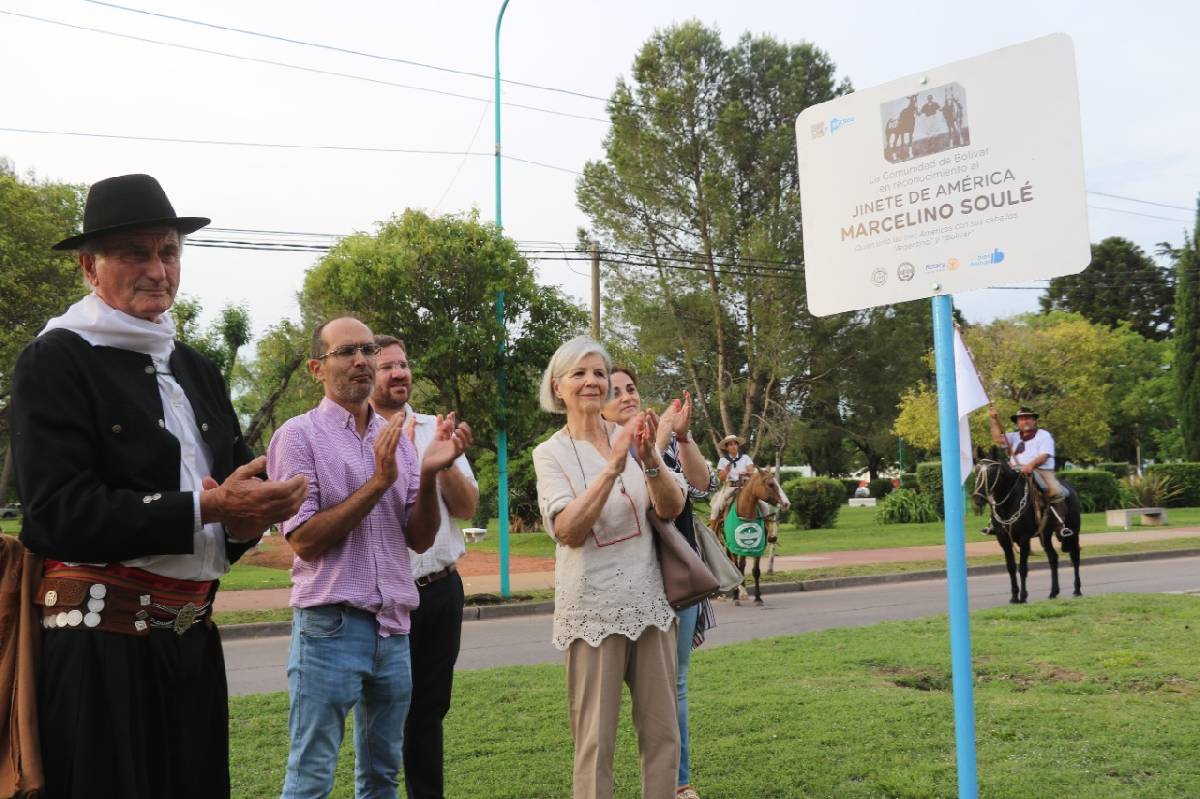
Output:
top-left (677, 788), bottom-right (700, 799)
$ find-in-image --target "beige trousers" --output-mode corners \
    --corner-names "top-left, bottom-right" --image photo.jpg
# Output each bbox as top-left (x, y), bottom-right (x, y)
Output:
top-left (565, 625), bottom-right (680, 799)
top-left (1035, 468), bottom-right (1064, 500)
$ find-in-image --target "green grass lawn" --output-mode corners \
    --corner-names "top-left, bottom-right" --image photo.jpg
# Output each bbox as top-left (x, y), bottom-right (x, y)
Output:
top-left (229, 593), bottom-right (1200, 798)
top-left (462, 506), bottom-right (1200, 561)
top-left (219, 563), bottom-right (293, 591)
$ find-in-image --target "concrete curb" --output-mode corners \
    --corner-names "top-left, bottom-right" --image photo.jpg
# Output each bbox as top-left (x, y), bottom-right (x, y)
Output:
top-left (218, 547), bottom-right (1200, 640)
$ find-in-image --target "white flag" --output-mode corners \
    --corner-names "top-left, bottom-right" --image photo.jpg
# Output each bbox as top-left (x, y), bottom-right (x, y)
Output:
top-left (954, 327), bottom-right (990, 485)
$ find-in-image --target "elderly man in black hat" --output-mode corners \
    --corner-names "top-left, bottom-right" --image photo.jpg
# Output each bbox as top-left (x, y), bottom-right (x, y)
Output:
top-left (988, 405), bottom-right (1071, 535)
top-left (9, 174), bottom-right (308, 799)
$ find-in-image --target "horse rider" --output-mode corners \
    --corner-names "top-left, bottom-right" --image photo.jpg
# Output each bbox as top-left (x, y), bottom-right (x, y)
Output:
top-left (709, 434), bottom-right (755, 524)
top-left (988, 405), bottom-right (1072, 536)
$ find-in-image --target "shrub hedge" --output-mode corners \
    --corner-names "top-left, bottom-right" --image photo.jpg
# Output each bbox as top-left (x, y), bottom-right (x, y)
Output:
top-left (783, 477), bottom-right (845, 529)
top-left (899, 472), bottom-right (919, 490)
top-left (868, 477), bottom-right (896, 499)
top-left (1059, 469), bottom-right (1122, 513)
top-left (1096, 462), bottom-right (1133, 479)
top-left (1144, 463), bottom-right (1200, 507)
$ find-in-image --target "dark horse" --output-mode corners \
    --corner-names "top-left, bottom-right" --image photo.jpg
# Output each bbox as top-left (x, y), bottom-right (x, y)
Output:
top-left (973, 454), bottom-right (1082, 603)
top-left (711, 468), bottom-right (784, 606)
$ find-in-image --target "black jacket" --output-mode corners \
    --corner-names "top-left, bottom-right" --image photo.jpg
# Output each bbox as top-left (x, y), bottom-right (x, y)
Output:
top-left (10, 328), bottom-right (257, 565)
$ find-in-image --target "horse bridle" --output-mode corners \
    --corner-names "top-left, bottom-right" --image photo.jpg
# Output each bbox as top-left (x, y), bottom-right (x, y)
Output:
top-left (974, 459), bottom-right (1030, 533)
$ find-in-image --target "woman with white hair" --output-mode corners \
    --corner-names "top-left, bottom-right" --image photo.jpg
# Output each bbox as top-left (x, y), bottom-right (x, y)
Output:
top-left (533, 335), bottom-right (686, 799)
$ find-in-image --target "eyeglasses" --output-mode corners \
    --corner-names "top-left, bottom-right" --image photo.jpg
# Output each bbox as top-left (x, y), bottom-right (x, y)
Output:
top-left (317, 343), bottom-right (382, 360)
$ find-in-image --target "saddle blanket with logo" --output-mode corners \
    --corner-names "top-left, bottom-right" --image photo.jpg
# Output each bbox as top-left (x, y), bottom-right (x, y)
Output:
top-left (723, 505), bottom-right (767, 557)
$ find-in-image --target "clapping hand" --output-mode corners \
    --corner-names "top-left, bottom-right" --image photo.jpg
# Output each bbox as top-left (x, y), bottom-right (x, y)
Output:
top-left (371, 412), bottom-right (407, 490)
top-left (635, 409), bottom-right (661, 466)
top-left (657, 391), bottom-right (693, 450)
top-left (420, 412), bottom-right (472, 476)
top-left (201, 456), bottom-right (308, 542)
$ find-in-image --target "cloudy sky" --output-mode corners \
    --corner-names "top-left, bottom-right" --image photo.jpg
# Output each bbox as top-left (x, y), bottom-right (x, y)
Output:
top-left (2, 0), bottom-right (1193, 340)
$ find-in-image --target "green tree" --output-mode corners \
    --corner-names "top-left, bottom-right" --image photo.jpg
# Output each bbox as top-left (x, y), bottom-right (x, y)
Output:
top-left (171, 295), bottom-right (252, 384)
top-left (302, 209), bottom-right (585, 455)
top-left (1175, 199), bottom-right (1200, 459)
top-left (1040, 237), bottom-right (1174, 341)
top-left (836, 302), bottom-right (933, 478)
top-left (233, 319), bottom-right (322, 453)
top-left (577, 22), bottom-right (850, 454)
top-left (1106, 325), bottom-right (1175, 465)
top-left (895, 313), bottom-right (1122, 462)
top-left (0, 161), bottom-right (86, 501)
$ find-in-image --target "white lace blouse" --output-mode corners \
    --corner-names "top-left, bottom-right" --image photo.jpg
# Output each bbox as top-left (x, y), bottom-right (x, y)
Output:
top-left (533, 424), bottom-right (680, 651)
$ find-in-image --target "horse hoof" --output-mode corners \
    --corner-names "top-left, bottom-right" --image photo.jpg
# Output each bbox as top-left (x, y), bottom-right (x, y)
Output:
top-left (733, 599), bottom-right (742, 607)
top-left (1074, 590), bottom-right (1083, 597)
top-left (1049, 592), bottom-right (1059, 600)
top-left (1010, 597), bottom-right (1021, 604)
top-left (754, 598), bottom-right (764, 606)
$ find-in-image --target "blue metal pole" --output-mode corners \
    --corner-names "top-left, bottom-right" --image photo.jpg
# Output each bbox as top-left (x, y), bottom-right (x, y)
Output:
top-left (494, 0), bottom-right (511, 598)
top-left (931, 293), bottom-right (979, 798)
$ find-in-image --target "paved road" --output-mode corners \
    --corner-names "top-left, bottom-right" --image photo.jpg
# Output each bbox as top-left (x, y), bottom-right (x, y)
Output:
top-left (223, 555), bottom-right (1200, 696)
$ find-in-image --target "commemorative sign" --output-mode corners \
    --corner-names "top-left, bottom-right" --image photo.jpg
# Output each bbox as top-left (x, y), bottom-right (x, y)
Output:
top-left (796, 33), bottom-right (1090, 316)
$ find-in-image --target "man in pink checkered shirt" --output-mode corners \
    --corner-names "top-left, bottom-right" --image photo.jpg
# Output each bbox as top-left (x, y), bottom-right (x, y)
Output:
top-left (267, 316), bottom-right (472, 799)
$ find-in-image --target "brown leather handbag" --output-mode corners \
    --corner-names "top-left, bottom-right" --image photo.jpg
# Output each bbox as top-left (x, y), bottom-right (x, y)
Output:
top-left (646, 510), bottom-right (719, 609)
top-left (0, 536), bottom-right (44, 799)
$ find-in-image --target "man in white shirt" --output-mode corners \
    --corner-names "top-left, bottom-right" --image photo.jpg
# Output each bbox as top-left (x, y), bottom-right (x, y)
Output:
top-left (370, 335), bottom-right (478, 799)
top-left (989, 405), bottom-right (1071, 535)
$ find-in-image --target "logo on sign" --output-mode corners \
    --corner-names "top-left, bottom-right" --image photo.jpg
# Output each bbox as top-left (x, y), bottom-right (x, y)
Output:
top-left (870, 267), bottom-right (888, 286)
top-left (946, 257), bottom-right (961, 271)
top-left (734, 522), bottom-right (762, 549)
top-left (830, 116), bottom-right (856, 134)
top-left (897, 262), bottom-right (915, 281)
top-left (971, 248), bottom-right (1005, 267)
top-left (811, 121), bottom-right (827, 139)
top-left (925, 262), bottom-right (946, 273)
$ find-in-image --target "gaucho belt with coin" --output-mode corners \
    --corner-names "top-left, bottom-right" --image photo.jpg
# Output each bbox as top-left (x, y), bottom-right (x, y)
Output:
top-left (35, 561), bottom-right (215, 636)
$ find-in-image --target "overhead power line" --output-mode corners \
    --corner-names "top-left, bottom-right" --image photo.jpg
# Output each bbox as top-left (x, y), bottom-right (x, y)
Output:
top-left (0, 9), bottom-right (606, 123)
top-left (1087, 204), bottom-right (1192, 224)
top-left (1088, 191), bottom-right (1195, 213)
top-left (81, 0), bottom-right (620, 107)
top-left (0, 125), bottom-right (493, 157)
top-left (6, 123), bottom-right (1196, 228)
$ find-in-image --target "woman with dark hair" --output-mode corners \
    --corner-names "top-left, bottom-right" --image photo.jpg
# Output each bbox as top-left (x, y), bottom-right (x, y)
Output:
top-left (533, 336), bottom-right (686, 799)
top-left (603, 366), bottom-right (717, 799)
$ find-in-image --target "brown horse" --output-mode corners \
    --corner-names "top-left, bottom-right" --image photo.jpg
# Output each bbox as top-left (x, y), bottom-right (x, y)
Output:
top-left (710, 468), bottom-right (784, 606)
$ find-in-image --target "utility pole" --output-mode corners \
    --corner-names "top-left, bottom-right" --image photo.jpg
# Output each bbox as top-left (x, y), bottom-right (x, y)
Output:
top-left (590, 243), bottom-right (601, 339)
top-left (493, 0), bottom-right (511, 597)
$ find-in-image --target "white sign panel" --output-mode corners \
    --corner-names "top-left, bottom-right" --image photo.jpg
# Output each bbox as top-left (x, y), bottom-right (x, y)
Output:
top-left (795, 33), bottom-right (1089, 317)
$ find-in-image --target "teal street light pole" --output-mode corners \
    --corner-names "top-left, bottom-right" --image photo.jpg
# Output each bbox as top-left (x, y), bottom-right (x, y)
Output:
top-left (494, 0), bottom-right (511, 597)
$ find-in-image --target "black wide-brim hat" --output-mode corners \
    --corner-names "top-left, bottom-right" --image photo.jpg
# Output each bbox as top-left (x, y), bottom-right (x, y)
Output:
top-left (52, 173), bottom-right (210, 250)
top-left (1010, 406), bottom-right (1040, 423)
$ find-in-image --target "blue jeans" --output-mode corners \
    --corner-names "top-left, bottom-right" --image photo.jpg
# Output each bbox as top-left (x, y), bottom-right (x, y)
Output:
top-left (281, 605), bottom-right (413, 799)
top-left (675, 603), bottom-right (700, 787)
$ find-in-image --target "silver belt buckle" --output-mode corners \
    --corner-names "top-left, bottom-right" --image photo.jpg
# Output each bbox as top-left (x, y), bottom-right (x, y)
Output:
top-left (173, 602), bottom-right (198, 635)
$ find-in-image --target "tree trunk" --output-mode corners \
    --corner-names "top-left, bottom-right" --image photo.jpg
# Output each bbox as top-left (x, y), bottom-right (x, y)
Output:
top-left (652, 263), bottom-right (723, 453)
top-left (244, 352), bottom-right (305, 451)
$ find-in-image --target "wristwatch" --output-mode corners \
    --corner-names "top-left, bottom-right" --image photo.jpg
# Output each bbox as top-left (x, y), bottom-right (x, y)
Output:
top-left (645, 466), bottom-right (660, 478)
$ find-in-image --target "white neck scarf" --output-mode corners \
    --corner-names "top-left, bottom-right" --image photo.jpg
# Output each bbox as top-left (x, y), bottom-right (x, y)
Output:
top-left (41, 292), bottom-right (176, 362)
